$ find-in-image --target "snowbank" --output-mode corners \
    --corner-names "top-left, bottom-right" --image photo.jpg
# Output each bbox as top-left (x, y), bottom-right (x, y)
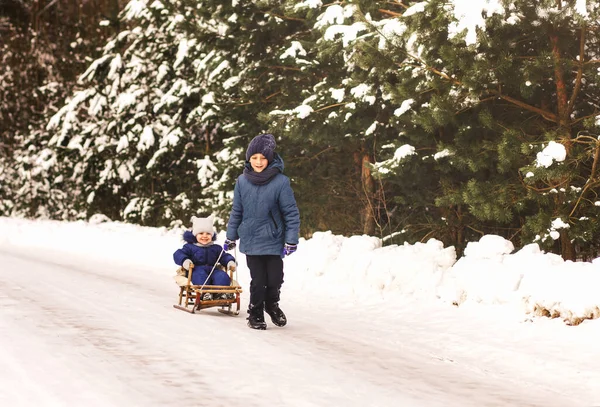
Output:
top-left (284, 231), bottom-right (456, 301)
top-left (1, 217), bottom-right (599, 325)
top-left (439, 236), bottom-right (600, 325)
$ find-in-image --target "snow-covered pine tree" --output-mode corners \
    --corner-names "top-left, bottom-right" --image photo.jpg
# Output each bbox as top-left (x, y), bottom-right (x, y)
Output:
top-left (8, 0), bottom-right (600, 259)
top-left (37, 0), bottom-right (312, 229)
top-left (41, 0), bottom-right (238, 226)
top-left (263, 1), bottom-right (409, 237)
top-left (0, 1), bottom-right (116, 219)
top-left (196, 0), bottom-right (310, 229)
top-left (197, 0), bottom-right (329, 236)
top-left (347, 0), bottom-right (600, 258)
top-left (358, 0), bottom-right (523, 252)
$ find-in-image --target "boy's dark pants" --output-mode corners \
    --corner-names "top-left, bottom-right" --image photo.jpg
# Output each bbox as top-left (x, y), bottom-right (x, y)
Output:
top-left (246, 255), bottom-right (284, 307)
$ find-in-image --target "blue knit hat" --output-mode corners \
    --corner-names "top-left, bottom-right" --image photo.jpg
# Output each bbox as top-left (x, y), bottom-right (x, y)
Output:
top-left (246, 134), bottom-right (276, 162)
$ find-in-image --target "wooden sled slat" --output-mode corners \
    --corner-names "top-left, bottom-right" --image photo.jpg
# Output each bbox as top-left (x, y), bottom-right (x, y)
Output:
top-left (173, 263), bottom-right (242, 315)
top-left (189, 284), bottom-right (241, 290)
top-left (173, 304), bottom-right (197, 313)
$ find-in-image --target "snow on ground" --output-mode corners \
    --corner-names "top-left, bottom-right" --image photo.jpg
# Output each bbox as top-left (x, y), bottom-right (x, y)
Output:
top-left (1, 217), bottom-right (600, 406)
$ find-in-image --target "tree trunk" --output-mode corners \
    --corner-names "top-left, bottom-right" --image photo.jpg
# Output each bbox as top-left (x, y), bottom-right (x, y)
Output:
top-left (107, 0), bottom-right (121, 30)
top-left (361, 150), bottom-right (375, 236)
top-left (549, 30), bottom-right (576, 260)
top-left (204, 128), bottom-right (211, 155)
top-left (31, 0), bottom-right (39, 32)
top-left (549, 32), bottom-right (571, 150)
top-left (560, 229), bottom-right (575, 261)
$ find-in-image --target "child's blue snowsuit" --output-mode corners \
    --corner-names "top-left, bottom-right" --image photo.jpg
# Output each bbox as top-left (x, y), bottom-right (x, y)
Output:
top-left (173, 231), bottom-right (235, 286)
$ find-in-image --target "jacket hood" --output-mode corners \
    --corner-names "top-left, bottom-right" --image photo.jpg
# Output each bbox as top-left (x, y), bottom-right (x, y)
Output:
top-left (244, 152), bottom-right (284, 173)
top-left (183, 230), bottom-right (216, 244)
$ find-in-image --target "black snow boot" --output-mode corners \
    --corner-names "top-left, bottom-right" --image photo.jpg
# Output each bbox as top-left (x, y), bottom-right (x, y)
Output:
top-left (265, 302), bottom-right (287, 327)
top-left (247, 304), bottom-right (267, 330)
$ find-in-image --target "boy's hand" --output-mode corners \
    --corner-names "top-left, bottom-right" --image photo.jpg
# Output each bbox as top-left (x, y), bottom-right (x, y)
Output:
top-left (183, 259), bottom-right (194, 271)
top-left (227, 261), bottom-right (236, 272)
top-left (224, 239), bottom-right (236, 251)
top-left (283, 243), bottom-right (297, 257)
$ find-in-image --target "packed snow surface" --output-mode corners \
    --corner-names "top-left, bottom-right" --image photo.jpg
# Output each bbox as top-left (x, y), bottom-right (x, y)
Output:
top-left (1, 217), bottom-right (599, 406)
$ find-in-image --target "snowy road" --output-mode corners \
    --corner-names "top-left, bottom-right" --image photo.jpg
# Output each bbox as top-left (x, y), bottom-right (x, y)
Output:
top-left (0, 248), bottom-right (596, 407)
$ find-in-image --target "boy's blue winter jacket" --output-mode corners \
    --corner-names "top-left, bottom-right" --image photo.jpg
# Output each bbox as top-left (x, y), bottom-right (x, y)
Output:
top-left (226, 155), bottom-right (300, 256)
top-left (173, 231), bottom-right (235, 276)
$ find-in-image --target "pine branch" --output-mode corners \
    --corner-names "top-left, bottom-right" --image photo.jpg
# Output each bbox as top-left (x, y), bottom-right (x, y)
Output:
top-left (36, 0), bottom-right (59, 18)
top-left (572, 134), bottom-right (600, 144)
top-left (286, 146), bottom-right (336, 163)
top-left (588, 144), bottom-right (600, 181)
top-left (508, 227), bottom-right (523, 242)
top-left (569, 139), bottom-right (600, 217)
top-left (266, 65), bottom-right (303, 71)
top-left (519, 173), bottom-right (569, 193)
top-left (262, 10), bottom-right (305, 22)
top-left (487, 89), bottom-right (558, 123)
top-left (419, 229), bottom-right (439, 242)
top-left (403, 53), bottom-right (558, 123)
top-left (314, 102), bottom-right (348, 112)
top-left (397, 34), bottom-right (559, 125)
top-left (265, 91), bottom-right (281, 100)
top-left (354, 12), bottom-right (462, 88)
top-left (454, 96), bottom-right (496, 115)
top-left (571, 111), bottom-right (600, 125)
top-left (465, 224), bottom-right (485, 236)
top-left (379, 9), bottom-right (402, 17)
top-left (399, 61), bottom-right (462, 86)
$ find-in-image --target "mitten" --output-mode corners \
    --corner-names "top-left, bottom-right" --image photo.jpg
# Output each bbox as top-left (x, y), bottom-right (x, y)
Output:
top-left (224, 239), bottom-right (236, 251)
top-left (283, 243), bottom-right (297, 257)
top-left (227, 261), bottom-right (236, 271)
top-left (182, 259), bottom-right (193, 271)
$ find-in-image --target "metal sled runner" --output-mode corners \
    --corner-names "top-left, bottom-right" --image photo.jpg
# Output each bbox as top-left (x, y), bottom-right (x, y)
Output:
top-left (173, 263), bottom-right (243, 315)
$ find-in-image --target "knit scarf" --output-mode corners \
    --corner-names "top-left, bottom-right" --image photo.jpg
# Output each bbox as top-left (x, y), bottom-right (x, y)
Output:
top-left (243, 166), bottom-right (280, 185)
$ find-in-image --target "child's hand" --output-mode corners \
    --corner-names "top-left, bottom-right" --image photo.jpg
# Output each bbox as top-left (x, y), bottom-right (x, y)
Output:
top-left (224, 239), bottom-right (236, 251)
top-left (283, 243), bottom-right (297, 257)
top-left (183, 259), bottom-right (194, 270)
top-left (227, 261), bottom-right (236, 272)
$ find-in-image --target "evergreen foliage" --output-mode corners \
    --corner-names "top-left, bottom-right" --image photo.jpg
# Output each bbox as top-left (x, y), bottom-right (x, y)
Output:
top-left (0, 1), bottom-right (116, 219)
top-left (3, 0), bottom-right (600, 259)
top-left (351, 0), bottom-right (600, 257)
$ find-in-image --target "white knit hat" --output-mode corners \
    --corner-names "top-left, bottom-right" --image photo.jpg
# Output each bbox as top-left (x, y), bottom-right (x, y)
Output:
top-left (191, 215), bottom-right (215, 236)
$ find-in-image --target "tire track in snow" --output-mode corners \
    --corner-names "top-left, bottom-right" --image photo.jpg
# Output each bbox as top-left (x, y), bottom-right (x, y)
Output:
top-left (0, 253), bottom-right (264, 407)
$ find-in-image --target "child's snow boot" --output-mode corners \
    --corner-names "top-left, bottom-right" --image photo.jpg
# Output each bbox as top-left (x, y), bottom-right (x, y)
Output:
top-left (265, 302), bottom-right (287, 327)
top-left (247, 303), bottom-right (267, 330)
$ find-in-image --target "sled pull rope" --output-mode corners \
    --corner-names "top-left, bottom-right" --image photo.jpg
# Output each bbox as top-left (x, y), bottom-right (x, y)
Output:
top-left (198, 247), bottom-right (224, 292)
top-left (233, 245), bottom-right (239, 283)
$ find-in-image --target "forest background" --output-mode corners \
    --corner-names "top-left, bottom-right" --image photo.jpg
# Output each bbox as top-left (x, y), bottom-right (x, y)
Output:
top-left (1, 0), bottom-right (600, 260)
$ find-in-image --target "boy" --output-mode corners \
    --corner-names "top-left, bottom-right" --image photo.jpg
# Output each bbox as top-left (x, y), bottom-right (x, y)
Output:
top-left (173, 215), bottom-right (236, 300)
top-left (225, 133), bottom-right (300, 330)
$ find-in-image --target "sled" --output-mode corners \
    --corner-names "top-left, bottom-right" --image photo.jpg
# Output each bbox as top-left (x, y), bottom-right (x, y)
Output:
top-left (173, 263), bottom-right (243, 315)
